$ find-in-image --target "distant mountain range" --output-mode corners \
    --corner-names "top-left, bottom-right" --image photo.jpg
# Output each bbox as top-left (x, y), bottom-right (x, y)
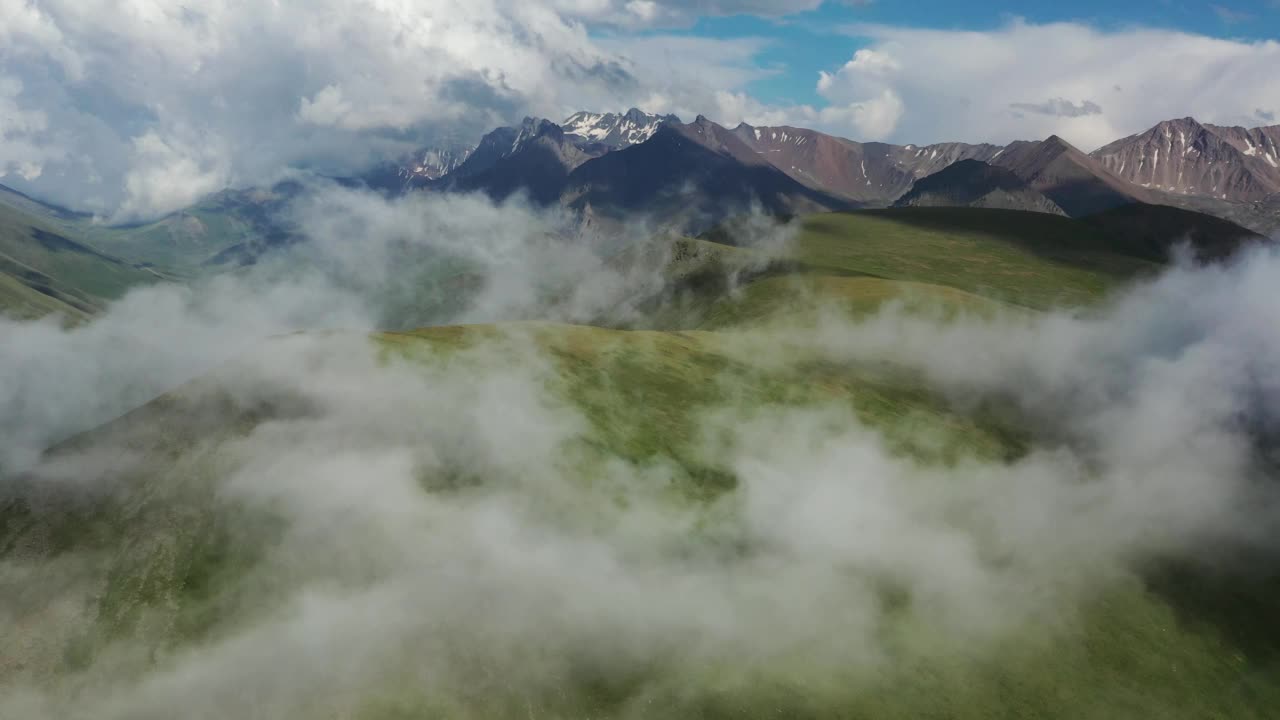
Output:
top-left (3, 109), bottom-right (1274, 323)
top-left (365, 109), bottom-right (1279, 236)
top-left (2, 109), bottom-right (1273, 299)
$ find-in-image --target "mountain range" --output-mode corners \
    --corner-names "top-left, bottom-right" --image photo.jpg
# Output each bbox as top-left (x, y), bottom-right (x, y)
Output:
top-left (2, 108), bottom-right (1275, 308)
top-left (368, 109), bottom-right (1280, 236)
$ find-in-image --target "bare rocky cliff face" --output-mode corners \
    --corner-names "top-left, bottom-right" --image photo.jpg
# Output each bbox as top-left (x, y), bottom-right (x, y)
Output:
top-left (731, 123), bottom-right (1002, 204)
top-left (987, 135), bottom-right (1152, 217)
top-left (1091, 118), bottom-right (1280, 202)
top-left (561, 109), bottom-right (680, 149)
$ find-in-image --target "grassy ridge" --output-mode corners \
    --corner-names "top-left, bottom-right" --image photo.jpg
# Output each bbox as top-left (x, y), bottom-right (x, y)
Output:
top-left (792, 209), bottom-right (1156, 308)
top-left (646, 207), bottom-right (1160, 331)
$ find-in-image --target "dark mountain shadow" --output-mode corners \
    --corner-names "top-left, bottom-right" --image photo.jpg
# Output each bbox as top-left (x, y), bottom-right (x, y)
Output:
top-left (856, 204), bottom-right (1265, 275)
top-left (1083, 203), bottom-right (1268, 263)
top-left (565, 124), bottom-right (854, 235)
top-left (446, 141), bottom-right (587, 205)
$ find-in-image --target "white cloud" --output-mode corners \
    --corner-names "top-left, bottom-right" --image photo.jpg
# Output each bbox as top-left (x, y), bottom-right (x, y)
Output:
top-left (819, 88), bottom-right (904, 140)
top-left (6, 7), bottom-right (1280, 219)
top-left (552, 0), bottom-right (828, 28)
top-left (0, 0), bottom-right (794, 219)
top-left (0, 75), bottom-right (55, 181)
top-left (813, 20), bottom-right (1280, 148)
top-left (118, 129), bottom-right (232, 221)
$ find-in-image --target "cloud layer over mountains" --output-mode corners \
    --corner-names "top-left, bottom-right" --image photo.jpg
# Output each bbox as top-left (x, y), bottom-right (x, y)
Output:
top-left (4, 2), bottom-right (1280, 220)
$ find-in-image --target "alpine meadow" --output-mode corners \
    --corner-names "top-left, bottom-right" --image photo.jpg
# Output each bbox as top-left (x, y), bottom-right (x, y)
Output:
top-left (3, 2), bottom-right (1280, 719)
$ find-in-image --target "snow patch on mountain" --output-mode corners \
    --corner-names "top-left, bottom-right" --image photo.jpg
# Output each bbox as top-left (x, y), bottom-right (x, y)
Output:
top-left (401, 147), bottom-right (473, 182)
top-left (561, 109), bottom-right (680, 149)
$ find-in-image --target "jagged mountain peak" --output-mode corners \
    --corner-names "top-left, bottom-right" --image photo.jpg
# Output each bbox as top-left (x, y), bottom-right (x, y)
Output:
top-left (561, 108), bottom-right (679, 149)
top-left (1157, 116), bottom-right (1203, 129)
top-left (895, 159), bottom-right (1067, 215)
top-left (1041, 134), bottom-right (1078, 152)
top-left (1091, 116), bottom-right (1280, 201)
top-left (359, 141), bottom-right (476, 192)
top-left (622, 107), bottom-right (656, 122)
top-left (513, 117), bottom-right (562, 146)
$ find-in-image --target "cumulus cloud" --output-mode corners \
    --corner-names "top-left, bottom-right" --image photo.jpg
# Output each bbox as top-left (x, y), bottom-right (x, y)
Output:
top-left (592, 34), bottom-right (777, 121)
top-left (811, 20), bottom-right (1280, 148)
top-left (8, 6), bottom-right (1280, 218)
top-left (0, 1), bottom-right (809, 220)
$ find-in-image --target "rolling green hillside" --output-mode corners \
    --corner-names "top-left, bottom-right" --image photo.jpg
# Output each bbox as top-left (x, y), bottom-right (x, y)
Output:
top-left (0, 183), bottom-right (304, 320)
top-left (3, 206), bottom-right (1277, 718)
top-left (76, 186), bottom-right (301, 271)
top-left (0, 194), bottom-right (166, 321)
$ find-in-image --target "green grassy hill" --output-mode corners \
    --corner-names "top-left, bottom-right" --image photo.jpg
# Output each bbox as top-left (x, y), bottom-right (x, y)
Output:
top-left (0, 195), bottom-right (166, 321)
top-left (0, 183), bottom-right (304, 321)
top-left (3, 206), bottom-right (1277, 718)
top-left (643, 207), bottom-right (1165, 331)
top-left (76, 185), bottom-right (301, 271)
top-left (0, 261), bottom-right (91, 322)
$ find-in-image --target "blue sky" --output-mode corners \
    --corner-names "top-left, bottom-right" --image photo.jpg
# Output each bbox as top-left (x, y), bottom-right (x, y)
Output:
top-left (665, 0), bottom-right (1280, 107)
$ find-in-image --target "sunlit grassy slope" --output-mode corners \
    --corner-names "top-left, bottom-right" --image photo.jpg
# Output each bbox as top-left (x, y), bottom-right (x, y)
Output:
top-left (3, 207), bottom-right (1277, 718)
top-left (790, 208), bottom-right (1159, 308)
top-left (643, 207), bottom-right (1162, 330)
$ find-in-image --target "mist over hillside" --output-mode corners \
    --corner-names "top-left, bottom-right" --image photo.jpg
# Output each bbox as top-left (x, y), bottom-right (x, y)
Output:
top-left (5, 2), bottom-right (1280, 718)
top-left (4, 184), bottom-right (1280, 718)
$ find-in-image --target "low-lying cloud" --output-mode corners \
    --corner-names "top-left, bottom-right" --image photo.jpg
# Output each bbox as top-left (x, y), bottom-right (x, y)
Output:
top-left (0, 186), bottom-right (675, 474)
top-left (3, 195), bottom-right (1280, 717)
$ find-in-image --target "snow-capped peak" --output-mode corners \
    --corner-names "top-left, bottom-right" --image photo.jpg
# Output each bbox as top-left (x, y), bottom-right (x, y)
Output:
top-left (561, 108), bottom-right (680, 149)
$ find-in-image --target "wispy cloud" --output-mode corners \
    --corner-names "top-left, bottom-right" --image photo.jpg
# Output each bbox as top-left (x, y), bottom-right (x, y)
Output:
top-left (1010, 98), bottom-right (1104, 118)
top-left (1211, 4), bottom-right (1255, 24)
